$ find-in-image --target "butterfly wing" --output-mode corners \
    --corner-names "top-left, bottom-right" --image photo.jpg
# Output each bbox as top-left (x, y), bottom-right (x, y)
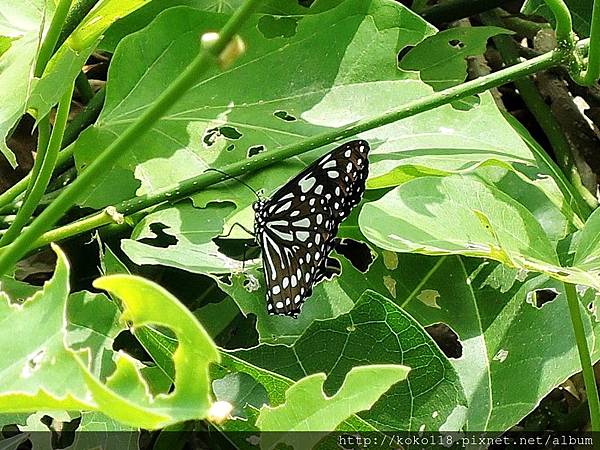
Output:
top-left (255, 140), bottom-right (370, 316)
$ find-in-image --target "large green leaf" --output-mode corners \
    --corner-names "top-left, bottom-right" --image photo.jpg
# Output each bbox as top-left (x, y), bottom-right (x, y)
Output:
top-left (0, 245), bottom-right (221, 429)
top-left (359, 174), bottom-right (600, 289)
top-left (573, 207), bottom-right (600, 273)
top-left (121, 201), bottom-right (242, 274)
top-left (257, 365), bottom-right (409, 450)
top-left (370, 252), bottom-right (599, 431)
top-left (72, 0), bottom-right (543, 214)
top-left (360, 174), bottom-right (558, 263)
top-left (91, 274), bottom-right (221, 428)
top-left (399, 26), bottom-right (512, 91)
top-left (232, 290), bottom-right (467, 432)
top-left (0, 0), bottom-right (50, 166)
top-left (100, 0), bottom-right (246, 52)
top-left (0, 246), bottom-right (93, 412)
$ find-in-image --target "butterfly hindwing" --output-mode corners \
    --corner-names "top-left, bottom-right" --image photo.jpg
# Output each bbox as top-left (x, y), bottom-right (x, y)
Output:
top-left (254, 140), bottom-right (370, 316)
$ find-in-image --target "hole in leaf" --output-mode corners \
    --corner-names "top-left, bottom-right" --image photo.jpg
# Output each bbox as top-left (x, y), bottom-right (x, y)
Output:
top-left (203, 126), bottom-right (243, 147)
top-left (226, 144), bottom-right (235, 151)
top-left (274, 110), bottom-right (297, 122)
top-left (448, 39), bottom-right (465, 49)
top-left (425, 323), bottom-right (463, 359)
top-left (526, 288), bottom-right (559, 309)
top-left (397, 44), bottom-right (415, 62)
top-left (138, 223), bottom-right (177, 248)
top-left (321, 257), bottom-right (342, 280)
top-left (220, 126), bottom-right (242, 140)
top-left (257, 15), bottom-right (298, 39)
top-left (334, 238), bottom-right (373, 272)
top-left (243, 273), bottom-right (260, 292)
top-left (113, 330), bottom-right (153, 364)
top-left (248, 145), bottom-right (266, 157)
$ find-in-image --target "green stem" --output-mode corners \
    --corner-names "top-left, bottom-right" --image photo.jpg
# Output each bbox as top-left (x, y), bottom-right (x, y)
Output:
top-left (564, 283), bottom-right (600, 432)
top-left (482, 12), bottom-right (597, 210)
top-left (56, 0), bottom-right (101, 49)
top-left (0, 83), bottom-right (75, 246)
top-left (75, 71), bottom-right (94, 103)
top-left (0, 0), bottom-right (263, 276)
top-left (575, 0), bottom-right (600, 85)
top-left (542, 0), bottom-right (574, 47)
top-left (28, 119), bottom-right (51, 200)
top-left (418, 0), bottom-right (509, 25)
top-left (0, 87), bottom-right (105, 212)
top-left (16, 44), bottom-right (575, 252)
top-left (34, 0), bottom-right (72, 77)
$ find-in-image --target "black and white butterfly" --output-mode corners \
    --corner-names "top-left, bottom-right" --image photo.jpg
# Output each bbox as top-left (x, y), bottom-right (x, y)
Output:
top-left (253, 140), bottom-right (370, 317)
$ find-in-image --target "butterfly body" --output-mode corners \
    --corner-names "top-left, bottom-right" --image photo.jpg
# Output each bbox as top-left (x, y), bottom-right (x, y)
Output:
top-left (253, 140), bottom-right (370, 317)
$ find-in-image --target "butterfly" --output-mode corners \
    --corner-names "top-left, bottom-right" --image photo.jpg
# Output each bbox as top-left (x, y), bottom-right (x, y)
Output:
top-left (253, 140), bottom-right (370, 317)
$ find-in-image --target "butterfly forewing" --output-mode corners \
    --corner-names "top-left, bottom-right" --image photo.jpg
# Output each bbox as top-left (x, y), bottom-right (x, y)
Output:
top-left (254, 140), bottom-right (370, 316)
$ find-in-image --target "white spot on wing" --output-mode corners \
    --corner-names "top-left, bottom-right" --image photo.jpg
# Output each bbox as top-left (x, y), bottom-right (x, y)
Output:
top-left (299, 176), bottom-right (316, 193)
top-left (293, 218), bottom-right (311, 228)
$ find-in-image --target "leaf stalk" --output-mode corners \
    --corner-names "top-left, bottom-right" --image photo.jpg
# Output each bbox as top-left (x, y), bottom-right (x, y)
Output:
top-left (564, 283), bottom-right (600, 433)
top-left (0, 83), bottom-right (75, 246)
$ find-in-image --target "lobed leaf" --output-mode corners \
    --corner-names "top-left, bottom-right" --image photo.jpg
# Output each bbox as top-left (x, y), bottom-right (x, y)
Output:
top-left (256, 365), bottom-right (409, 450)
top-left (0, 245), bottom-right (221, 430)
top-left (231, 290), bottom-right (467, 432)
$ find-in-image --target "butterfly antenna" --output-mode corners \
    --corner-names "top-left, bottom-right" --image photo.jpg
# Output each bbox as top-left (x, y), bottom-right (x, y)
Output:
top-left (204, 167), bottom-right (260, 200)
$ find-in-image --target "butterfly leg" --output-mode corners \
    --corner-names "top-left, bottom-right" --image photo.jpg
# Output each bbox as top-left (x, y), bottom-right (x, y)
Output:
top-left (218, 222), bottom-right (255, 239)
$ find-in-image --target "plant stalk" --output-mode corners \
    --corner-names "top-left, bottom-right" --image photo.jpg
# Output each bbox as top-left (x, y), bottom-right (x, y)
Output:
top-left (14, 44), bottom-right (576, 253)
top-left (564, 283), bottom-right (600, 432)
top-left (75, 71), bottom-right (94, 103)
top-left (0, 0), bottom-right (263, 276)
top-left (0, 83), bottom-right (75, 246)
top-left (0, 87), bottom-right (105, 213)
top-left (482, 11), bottom-right (597, 210)
top-left (574, 0), bottom-right (600, 85)
top-left (35, 0), bottom-right (73, 77)
top-left (542, 0), bottom-right (575, 47)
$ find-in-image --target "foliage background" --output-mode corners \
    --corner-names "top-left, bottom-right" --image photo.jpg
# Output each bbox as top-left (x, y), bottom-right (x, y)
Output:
top-left (0, 0), bottom-right (599, 448)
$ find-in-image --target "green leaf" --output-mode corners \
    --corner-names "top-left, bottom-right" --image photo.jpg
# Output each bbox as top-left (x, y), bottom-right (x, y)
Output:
top-left (0, 245), bottom-right (96, 413)
top-left (399, 26), bottom-right (512, 90)
top-left (91, 274), bottom-right (221, 428)
top-left (573, 207), bottom-right (600, 272)
top-left (359, 174), bottom-right (600, 290)
top-left (213, 372), bottom-right (269, 419)
top-left (232, 290), bottom-right (466, 431)
top-left (256, 365), bottom-right (409, 449)
top-left (360, 175), bottom-right (558, 264)
top-left (121, 201), bottom-right (242, 273)
top-left (522, 0), bottom-right (594, 37)
top-left (0, 245), bottom-right (222, 429)
top-left (0, 0), bottom-right (50, 166)
top-left (71, 1), bottom-right (539, 215)
top-left (28, 0), bottom-right (149, 120)
top-left (100, 0), bottom-right (247, 52)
